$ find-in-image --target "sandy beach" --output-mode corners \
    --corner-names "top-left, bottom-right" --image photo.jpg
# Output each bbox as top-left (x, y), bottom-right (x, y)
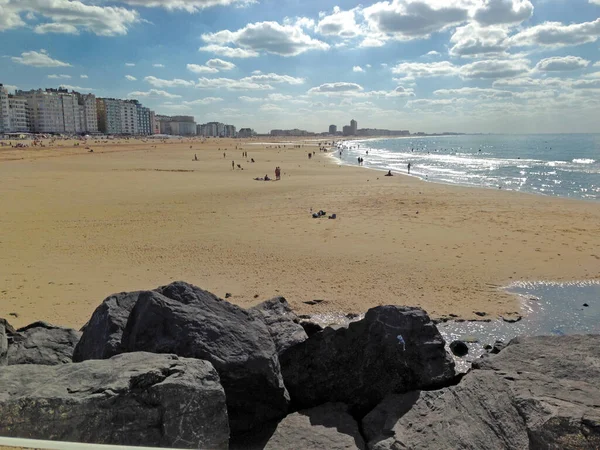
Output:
top-left (1, 137), bottom-right (599, 329)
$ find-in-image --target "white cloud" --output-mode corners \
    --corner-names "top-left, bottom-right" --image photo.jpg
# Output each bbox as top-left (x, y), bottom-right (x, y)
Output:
top-left (316, 6), bottom-right (361, 39)
top-left (594, 62), bottom-right (600, 68)
top-left (460, 58), bottom-right (531, 79)
top-left (535, 56), bottom-right (590, 72)
top-left (11, 50), bottom-right (71, 67)
top-left (353, 66), bottom-right (365, 72)
top-left (125, 63), bottom-right (136, 67)
top-left (508, 19), bottom-right (600, 48)
top-left (117, 0), bottom-right (256, 12)
top-left (48, 74), bottom-right (71, 79)
top-left (492, 77), bottom-right (569, 89)
top-left (3, 85), bottom-right (18, 93)
top-left (434, 87), bottom-right (513, 98)
top-left (240, 73), bottom-right (305, 85)
top-left (260, 103), bottom-right (285, 112)
top-left (362, 0), bottom-right (470, 41)
top-left (187, 64), bottom-right (219, 74)
top-left (449, 23), bottom-right (509, 57)
top-left (473, 0), bottom-right (533, 26)
top-left (153, 64), bottom-right (165, 68)
top-left (308, 82), bottom-right (364, 94)
top-left (183, 97), bottom-right (224, 105)
top-left (425, 50), bottom-right (441, 57)
top-left (144, 76), bottom-right (195, 88)
top-left (201, 20), bottom-right (329, 57)
top-left (196, 77), bottom-right (274, 90)
top-left (35, 23), bottom-right (79, 34)
top-left (1, 0), bottom-right (139, 36)
top-left (80, 75), bottom-right (88, 79)
top-left (239, 96), bottom-right (264, 102)
top-left (58, 84), bottom-right (94, 91)
top-left (359, 36), bottom-right (387, 47)
top-left (252, 70), bottom-right (262, 74)
top-left (199, 45), bottom-right (259, 58)
top-left (206, 58), bottom-right (236, 70)
top-left (125, 75), bottom-right (137, 81)
top-left (128, 89), bottom-right (182, 99)
top-left (392, 61), bottom-right (459, 78)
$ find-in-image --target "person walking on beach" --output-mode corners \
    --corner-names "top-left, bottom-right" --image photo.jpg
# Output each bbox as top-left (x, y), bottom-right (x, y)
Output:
top-left (275, 166), bottom-right (281, 180)
top-left (408, 162), bottom-right (411, 174)
top-left (232, 160), bottom-right (235, 170)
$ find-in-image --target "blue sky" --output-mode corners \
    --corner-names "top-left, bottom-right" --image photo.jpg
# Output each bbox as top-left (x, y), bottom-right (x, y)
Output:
top-left (1, 0), bottom-right (599, 133)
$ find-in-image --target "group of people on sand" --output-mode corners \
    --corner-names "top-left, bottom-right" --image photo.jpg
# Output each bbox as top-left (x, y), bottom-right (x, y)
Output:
top-left (253, 166), bottom-right (281, 182)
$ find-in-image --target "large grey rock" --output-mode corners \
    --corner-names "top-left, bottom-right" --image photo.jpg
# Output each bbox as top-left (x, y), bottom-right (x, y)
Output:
top-left (0, 318), bottom-right (16, 365)
top-left (363, 335), bottom-right (600, 450)
top-left (279, 305), bottom-right (456, 415)
top-left (7, 321), bottom-right (81, 365)
top-left (0, 352), bottom-right (229, 449)
top-left (122, 282), bottom-right (290, 434)
top-left (233, 403), bottom-right (365, 450)
top-left (73, 290), bottom-right (150, 362)
top-left (249, 297), bottom-right (308, 355)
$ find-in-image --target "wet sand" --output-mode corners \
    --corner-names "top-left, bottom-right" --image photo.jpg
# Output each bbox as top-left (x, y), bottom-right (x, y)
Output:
top-left (1, 137), bottom-right (599, 329)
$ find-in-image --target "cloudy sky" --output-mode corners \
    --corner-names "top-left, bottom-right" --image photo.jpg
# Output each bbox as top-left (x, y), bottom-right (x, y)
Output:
top-left (1, 0), bottom-right (600, 133)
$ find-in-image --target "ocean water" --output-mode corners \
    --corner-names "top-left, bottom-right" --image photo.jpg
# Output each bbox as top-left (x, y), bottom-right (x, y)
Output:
top-left (336, 134), bottom-right (600, 201)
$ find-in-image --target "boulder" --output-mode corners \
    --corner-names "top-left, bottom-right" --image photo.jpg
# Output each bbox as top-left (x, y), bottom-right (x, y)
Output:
top-left (0, 352), bottom-right (229, 449)
top-left (449, 340), bottom-right (469, 357)
top-left (232, 403), bottom-right (365, 450)
top-left (6, 321), bottom-right (81, 365)
top-left (299, 320), bottom-right (324, 337)
top-left (121, 282), bottom-right (290, 434)
top-left (363, 335), bottom-right (600, 450)
top-left (249, 297), bottom-right (308, 355)
top-left (73, 290), bottom-right (151, 362)
top-left (1, 318), bottom-right (18, 365)
top-left (279, 306), bottom-right (456, 415)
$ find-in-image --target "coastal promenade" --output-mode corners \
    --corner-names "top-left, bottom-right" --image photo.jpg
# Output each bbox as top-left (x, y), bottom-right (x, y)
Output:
top-left (1, 137), bottom-right (599, 329)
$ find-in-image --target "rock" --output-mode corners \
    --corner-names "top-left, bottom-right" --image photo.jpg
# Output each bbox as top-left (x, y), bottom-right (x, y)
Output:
top-left (6, 321), bottom-right (81, 365)
top-left (73, 290), bottom-right (151, 362)
top-left (232, 403), bottom-right (366, 450)
top-left (303, 300), bottom-right (325, 306)
top-left (583, 303), bottom-right (589, 307)
top-left (299, 320), bottom-right (324, 337)
top-left (279, 306), bottom-right (456, 415)
top-left (122, 282), bottom-right (290, 434)
top-left (489, 340), bottom-right (506, 354)
top-left (461, 336), bottom-right (479, 344)
top-left (364, 335), bottom-right (600, 450)
top-left (502, 315), bottom-right (522, 323)
top-left (0, 352), bottom-right (229, 449)
top-left (225, 293), bottom-right (232, 298)
top-left (474, 311), bottom-right (487, 317)
top-left (449, 340), bottom-right (469, 357)
top-left (0, 318), bottom-right (15, 365)
top-left (249, 297), bottom-right (308, 355)
top-left (483, 344), bottom-right (492, 351)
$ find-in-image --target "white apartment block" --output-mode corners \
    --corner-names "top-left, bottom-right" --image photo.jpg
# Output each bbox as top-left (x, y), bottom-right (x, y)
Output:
top-left (59, 93), bottom-right (82, 133)
top-left (0, 85), bottom-right (10, 133)
top-left (8, 96), bottom-right (29, 132)
top-left (19, 90), bottom-right (64, 133)
top-left (78, 93), bottom-right (98, 133)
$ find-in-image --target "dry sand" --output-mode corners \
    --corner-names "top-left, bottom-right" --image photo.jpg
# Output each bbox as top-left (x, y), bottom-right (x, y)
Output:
top-left (1, 137), bottom-right (599, 329)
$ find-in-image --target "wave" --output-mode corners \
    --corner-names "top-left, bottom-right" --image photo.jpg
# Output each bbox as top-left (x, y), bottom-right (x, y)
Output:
top-left (573, 158), bottom-right (596, 164)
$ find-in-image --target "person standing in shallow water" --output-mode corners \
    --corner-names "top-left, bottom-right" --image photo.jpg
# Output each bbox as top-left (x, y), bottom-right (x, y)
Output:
top-left (408, 162), bottom-right (411, 174)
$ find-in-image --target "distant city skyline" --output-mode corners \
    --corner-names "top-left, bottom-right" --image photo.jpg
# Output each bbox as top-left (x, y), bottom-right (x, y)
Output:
top-left (1, 1), bottom-right (599, 134)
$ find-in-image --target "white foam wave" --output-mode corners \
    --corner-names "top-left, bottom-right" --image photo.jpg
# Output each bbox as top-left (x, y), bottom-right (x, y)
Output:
top-left (573, 158), bottom-right (596, 164)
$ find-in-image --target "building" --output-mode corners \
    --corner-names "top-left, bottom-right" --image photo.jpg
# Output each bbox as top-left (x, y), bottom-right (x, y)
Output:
top-left (135, 103), bottom-right (151, 135)
top-left (224, 125), bottom-right (236, 137)
top-left (18, 89), bottom-right (65, 133)
top-left (0, 85), bottom-right (11, 133)
top-left (170, 116), bottom-right (197, 136)
top-left (96, 98), bottom-right (123, 134)
top-left (58, 92), bottom-right (82, 133)
top-left (329, 124), bottom-right (337, 135)
top-left (121, 100), bottom-right (138, 135)
top-left (237, 128), bottom-right (255, 138)
top-left (270, 129), bottom-right (314, 137)
top-left (77, 93), bottom-right (98, 133)
top-left (350, 119), bottom-right (357, 135)
top-left (8, 96), bottom-right (29, 132)
top-left (342, 125), bottom-right (352, 136)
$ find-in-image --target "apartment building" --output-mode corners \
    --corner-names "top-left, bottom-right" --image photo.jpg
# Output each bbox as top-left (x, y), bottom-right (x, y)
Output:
top-left (0, 85), bottom-right (10, 133)
top-left (121, 100), bottom-right (138, 135)
top-left (18, 89), bottom-right (65, 133)
top-left (136, 102), bottom-right (151, 135)
top-left (96, 98), bottom-right (123, 134)
top-left (224, 125), bottom-right (236, 137)
top-left (77, 93), bottom-right (98, 133)
top-left (8, 96), bottom-right (29, 132)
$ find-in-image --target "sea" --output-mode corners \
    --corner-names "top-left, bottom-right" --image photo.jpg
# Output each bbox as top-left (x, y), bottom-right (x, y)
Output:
top-left (331, 134), bottom-right (600, 368)
top-left (335, 133), bottom-right (600, 201)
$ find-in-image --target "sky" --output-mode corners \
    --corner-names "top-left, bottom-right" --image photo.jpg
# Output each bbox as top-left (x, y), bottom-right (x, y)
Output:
top-left (1, 0), bottom-right (600, 134)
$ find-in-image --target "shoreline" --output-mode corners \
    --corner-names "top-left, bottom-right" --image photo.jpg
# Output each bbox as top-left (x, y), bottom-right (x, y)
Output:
top-left (1, 137), bottom-right (599, 329)
top-left (331, 137), bottom-right (600, 204)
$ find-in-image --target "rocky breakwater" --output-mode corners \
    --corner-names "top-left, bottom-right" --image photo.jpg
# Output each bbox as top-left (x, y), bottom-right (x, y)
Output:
top-left (1, 281), bottom-right (597, 449)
